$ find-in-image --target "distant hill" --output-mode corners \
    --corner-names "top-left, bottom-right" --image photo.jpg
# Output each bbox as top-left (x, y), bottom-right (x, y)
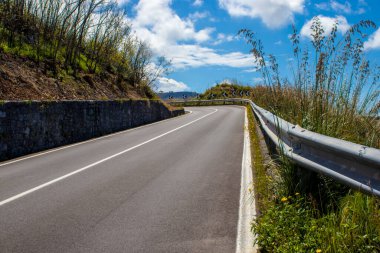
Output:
top-left (200, 83), bottom-right (253, 99)
top-left (158, 91), bottom-right (199, 100)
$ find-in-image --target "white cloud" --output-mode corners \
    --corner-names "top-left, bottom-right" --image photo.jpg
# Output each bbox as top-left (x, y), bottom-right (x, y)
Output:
top-left (315, 1), bottom-right (366, 14)
top-left (213, 33), bottom-right (236, 45)
top-left (167, 45), bottom-right (255, 69)
top-left (330, 1), bottom-right (352, 14)
top-left (315, 2), bottom-right (329, 11)
top-left (357, 8), bottom-right (366, 14)
top-left (218, 0), bottom-right (304, 28)
top-left (300, 15), bottom-right (350, 39)
top-left (188, 11), bottom-right (209, 22)
top-left (116, 0), bottom-right (129, 6)
top-left (364, 28), bottom-right (380, 51)
top-left (193, 0), bottom-right (203, 7)
top-left (132, 0), bottom-right (213, 45)
top-left (274, 40), bottom-right (282, 45)
top-left (157, 77), bottom-right (191, 92)
top-left (358, 0), bottom-right (367, 6)
top-left (242, 68), bottom-right (258, 73)
top-left (129, 0), bottom-right (256, 70)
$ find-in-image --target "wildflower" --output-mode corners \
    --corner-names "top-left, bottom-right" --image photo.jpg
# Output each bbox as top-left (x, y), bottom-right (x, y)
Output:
top-left (316, 249), bottom-right (322, 253)
top-left (281, 197), bottom-right (288, 202)
top-left (295, 192), bottom-right (300, 196)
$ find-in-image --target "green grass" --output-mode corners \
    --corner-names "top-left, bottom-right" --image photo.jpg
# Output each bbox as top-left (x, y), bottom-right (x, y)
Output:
top-left (1, 42), bottom-right (36, 59)
top-left (78, 53), bottom-right (90, 73)
top-left (247, 105), bottom-right (273, 211)
top-left (252, 192), bottom-right (380, 253)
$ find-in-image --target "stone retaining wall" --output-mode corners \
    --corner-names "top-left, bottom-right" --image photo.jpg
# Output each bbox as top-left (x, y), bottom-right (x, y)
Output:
top-left (0, 100), bottom-right (184, 161)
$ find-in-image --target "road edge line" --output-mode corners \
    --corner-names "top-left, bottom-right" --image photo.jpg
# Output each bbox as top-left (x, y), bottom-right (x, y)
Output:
top-left (236, 107), bottom-right (257, 253)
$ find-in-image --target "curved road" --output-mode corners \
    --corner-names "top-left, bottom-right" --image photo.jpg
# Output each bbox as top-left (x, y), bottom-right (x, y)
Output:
top-left (0, 106), bottom-right (245, 253)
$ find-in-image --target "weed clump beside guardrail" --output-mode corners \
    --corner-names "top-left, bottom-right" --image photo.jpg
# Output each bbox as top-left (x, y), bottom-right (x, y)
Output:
top-left (240, 17), bottom-right (380, 252)
top-left (253, 192), bottom-right (380, 252)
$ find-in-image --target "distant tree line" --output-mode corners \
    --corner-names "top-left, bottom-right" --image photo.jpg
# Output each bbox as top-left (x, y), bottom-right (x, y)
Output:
top-left (0, 0), bottom-right (168, 91)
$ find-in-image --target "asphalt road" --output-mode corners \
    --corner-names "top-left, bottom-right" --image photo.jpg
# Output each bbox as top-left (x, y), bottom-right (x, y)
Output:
top-left (0, 106), bottom-right (245, 253)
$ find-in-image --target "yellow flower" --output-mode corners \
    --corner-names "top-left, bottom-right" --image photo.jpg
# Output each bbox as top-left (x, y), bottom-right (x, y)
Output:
top-left (316, 249), bottom-right (322, 253)
top-left (281, 197), bottom-right (288, 202)
top-left (295, 192), bottom-right (300, 196)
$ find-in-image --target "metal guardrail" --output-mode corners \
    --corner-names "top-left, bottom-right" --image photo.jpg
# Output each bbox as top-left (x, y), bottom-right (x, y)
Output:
top-left (169, 99), bottom-right (380, 196)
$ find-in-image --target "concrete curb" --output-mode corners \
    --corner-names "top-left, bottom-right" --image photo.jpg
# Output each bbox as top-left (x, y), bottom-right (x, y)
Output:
top-left (236, 108), bottom-right (257, 253)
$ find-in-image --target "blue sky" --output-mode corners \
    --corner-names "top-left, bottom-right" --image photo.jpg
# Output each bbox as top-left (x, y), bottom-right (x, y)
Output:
top-left (118, 0), bottom-right (380, 93)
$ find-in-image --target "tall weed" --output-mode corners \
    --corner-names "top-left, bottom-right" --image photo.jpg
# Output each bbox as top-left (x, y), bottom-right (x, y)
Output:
top-left (240, 17), bottom-right (379, 148)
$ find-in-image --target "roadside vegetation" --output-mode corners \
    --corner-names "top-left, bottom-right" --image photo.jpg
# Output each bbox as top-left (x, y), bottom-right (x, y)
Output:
top-left (246, 105), bottom-right (272, 213)
top-left (238, 17), bottom-right (380, 252)
top-left (0, 0), bottom-right (169, 100)
top-left (200, 82), bottom-right (252, 99)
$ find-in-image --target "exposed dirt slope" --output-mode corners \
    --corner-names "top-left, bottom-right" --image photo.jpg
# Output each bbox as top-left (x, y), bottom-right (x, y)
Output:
top-left (0, 52), bottom-right (149, 100)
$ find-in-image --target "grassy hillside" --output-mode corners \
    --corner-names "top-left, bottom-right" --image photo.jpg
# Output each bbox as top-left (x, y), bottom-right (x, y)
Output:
top-left (0, 0), bottom-right (167, 100)
top-left (0, 51), bottom-right (156, 100)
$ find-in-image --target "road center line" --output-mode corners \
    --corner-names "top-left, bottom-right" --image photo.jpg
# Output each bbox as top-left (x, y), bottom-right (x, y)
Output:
top-left (0, 109), bottom-right (217, 207)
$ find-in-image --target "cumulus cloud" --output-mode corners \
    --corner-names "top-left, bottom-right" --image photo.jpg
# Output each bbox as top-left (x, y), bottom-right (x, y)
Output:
top-left (364, 28), bottom-right (380, 51)
top-left (300, 15), bottom-right (350, 39)
top-left (167, 45), bottom-right (254, 69)
top-left (132, 0), bottom-right (213, 45)
top-left (157, 77), bottom-right (191, 92)
top-left (218, 0), bottom-right (304, 28)
top-left (129, 0), bottom-right (256, 70)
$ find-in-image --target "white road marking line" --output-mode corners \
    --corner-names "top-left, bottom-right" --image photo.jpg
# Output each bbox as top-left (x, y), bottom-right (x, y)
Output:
top-left (0, 110), bottom-right (193, 167)
top-left (236, 108), bottom-right (257, 253)
top-left (0, 109), bottom-right (217, 207)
